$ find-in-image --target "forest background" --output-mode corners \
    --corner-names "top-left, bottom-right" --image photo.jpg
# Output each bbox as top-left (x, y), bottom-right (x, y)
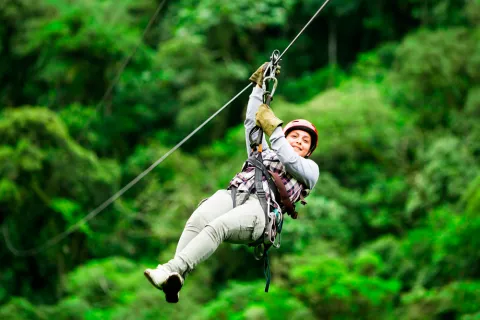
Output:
top-left (1, 0), bottom-right (480, 319)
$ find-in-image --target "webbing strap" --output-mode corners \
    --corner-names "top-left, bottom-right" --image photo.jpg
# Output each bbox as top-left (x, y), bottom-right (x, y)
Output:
top-left (248, 156), bottom-right (277, 200)
top-left (253, 153), bottom-right (269, 216)
top-left (249, 156), bottom-right (297, 219)
top-left (231, 187), bottom-right (237, 208)
top-left (264, 249), bottom-right (272, 292)
top-left (251, 152), bottom-right (275, 293)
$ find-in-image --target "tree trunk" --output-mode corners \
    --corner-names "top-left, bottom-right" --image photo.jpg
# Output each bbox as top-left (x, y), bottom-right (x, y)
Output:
top-left (328, 18), bottom-right (337, 87)
top-left (328, 18), bottom-right (337, 66)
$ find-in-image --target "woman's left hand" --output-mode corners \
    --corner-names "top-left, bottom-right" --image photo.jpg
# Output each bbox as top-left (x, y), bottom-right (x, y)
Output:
top-left (255, 104), bottom-right (283, 136)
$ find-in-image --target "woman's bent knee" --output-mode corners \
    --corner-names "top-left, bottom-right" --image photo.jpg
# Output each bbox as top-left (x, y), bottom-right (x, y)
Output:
top-left (187, 190), bottom-right (233, 227)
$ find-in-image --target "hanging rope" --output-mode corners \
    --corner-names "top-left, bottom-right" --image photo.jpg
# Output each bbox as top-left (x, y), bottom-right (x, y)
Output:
top-left (2, 0), bottom-right (332, 257)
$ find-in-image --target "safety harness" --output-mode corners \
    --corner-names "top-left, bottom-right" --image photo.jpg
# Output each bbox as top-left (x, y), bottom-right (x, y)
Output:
top-left (230, 51), bottom-right (300, 292)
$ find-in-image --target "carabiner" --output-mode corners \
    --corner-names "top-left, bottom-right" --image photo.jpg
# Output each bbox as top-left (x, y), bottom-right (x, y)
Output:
top-left (262, 76), bottom-right (278, 97)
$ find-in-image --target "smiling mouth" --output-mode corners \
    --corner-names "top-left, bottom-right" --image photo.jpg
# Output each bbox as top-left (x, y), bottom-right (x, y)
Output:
top-left (293, 146), bottom-right (302, 151)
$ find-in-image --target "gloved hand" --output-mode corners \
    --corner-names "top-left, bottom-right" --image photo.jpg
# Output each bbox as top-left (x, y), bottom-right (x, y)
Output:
top-left (249, 62), bottom-right (281, 87)
top-left (255, 104), bottom-right (284, 136)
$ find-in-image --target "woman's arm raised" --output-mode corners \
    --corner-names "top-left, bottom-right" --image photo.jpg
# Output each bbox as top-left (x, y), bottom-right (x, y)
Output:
top-left (244, 86), bottom-right (270, 155)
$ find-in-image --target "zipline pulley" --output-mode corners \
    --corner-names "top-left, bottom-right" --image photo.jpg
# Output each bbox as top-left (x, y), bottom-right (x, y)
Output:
top-left (262, 49), bottom-right (281, 105)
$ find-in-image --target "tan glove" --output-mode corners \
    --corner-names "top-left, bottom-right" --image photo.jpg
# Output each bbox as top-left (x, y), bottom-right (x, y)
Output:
top-left (249, 62), bottom-right (281, 87)
top-left (255, 104), bottom-right (284, 136)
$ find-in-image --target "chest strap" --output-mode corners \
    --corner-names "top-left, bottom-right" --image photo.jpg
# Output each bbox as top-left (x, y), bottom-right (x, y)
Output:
top-left (248, 156), bottom-right (298, 219)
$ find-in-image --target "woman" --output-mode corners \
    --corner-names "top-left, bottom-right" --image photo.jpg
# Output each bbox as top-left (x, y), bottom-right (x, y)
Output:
top-left (144, 64), bottom-right (319, 303)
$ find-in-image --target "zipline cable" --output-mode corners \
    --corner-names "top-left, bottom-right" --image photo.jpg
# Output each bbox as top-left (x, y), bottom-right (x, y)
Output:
top-left (3, 0), bottom-right (169, 256)
top-left (277, 0), bottom-right (331, 62)
top-left (3, 0), bottom-right (332, 256)
top-left (96, 0), bottom-right (168, 114)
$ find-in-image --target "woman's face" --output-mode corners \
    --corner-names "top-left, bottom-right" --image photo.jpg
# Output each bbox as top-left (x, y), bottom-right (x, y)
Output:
top-left (286, 129), bottom-right (312, 157)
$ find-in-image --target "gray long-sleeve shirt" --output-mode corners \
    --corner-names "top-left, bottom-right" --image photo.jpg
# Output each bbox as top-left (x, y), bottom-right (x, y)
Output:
top-left (244, 86), bottom-right (319, 190)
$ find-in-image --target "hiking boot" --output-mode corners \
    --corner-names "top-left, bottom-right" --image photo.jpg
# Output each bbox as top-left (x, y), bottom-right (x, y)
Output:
top-left (144, 265), bottom-right (184, 303)
top-left (144, 265), bottom-right (169, 289)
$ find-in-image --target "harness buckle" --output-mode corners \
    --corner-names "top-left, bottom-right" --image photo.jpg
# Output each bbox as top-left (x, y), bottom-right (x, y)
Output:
top-left (249, 126), bottom-right (264, 151)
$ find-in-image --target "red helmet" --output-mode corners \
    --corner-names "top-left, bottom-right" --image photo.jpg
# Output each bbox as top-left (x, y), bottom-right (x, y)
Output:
top-left (284, 119), bottom-right (318, 157)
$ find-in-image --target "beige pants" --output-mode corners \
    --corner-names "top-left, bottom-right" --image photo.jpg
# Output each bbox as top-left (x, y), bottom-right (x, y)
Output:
top-left (164, 189), bottom-right (266, 276)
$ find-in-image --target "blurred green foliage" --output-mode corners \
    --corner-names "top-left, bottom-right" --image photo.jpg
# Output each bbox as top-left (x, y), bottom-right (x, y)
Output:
top-left (1, 0), bottom-right (479, 319)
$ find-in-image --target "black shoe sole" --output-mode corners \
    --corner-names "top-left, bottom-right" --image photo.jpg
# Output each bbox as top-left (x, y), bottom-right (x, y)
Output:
top-left (163, 274), bottom-right (182, 303)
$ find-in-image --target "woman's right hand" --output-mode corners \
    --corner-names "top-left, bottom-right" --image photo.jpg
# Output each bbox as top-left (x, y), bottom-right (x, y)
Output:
top-left (249, 62), bottom-right (281, 88)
